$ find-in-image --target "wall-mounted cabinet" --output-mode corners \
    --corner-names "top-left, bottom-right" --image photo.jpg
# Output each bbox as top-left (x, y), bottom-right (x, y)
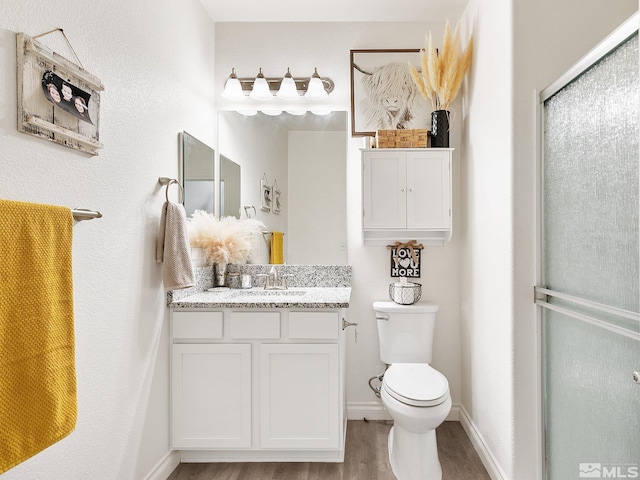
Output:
top-left (362, 148), bottom-right (453, 245)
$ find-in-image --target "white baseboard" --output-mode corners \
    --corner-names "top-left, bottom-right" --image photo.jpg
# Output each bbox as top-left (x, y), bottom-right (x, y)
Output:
top-left (142, 450), bottom-right (180, 480)
top-left (347, 401), bottom-right (461, 422)
top-left (347, 401), bottom-right (392, 420)
top-left (458, 406), bottom-right (509, 480)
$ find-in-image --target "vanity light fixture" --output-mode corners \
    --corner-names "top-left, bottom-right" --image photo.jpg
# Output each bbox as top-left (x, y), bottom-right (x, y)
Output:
top-left (221, 68), bottom-right (244, 100)
top-left (222, 68), bottom-right (334, 99)
top-left (304, 68), bottom-right (329, 100)
top-left (249, 68), bottom-right (272, 100)
top-left (276, 68), bottom-right (299, 100)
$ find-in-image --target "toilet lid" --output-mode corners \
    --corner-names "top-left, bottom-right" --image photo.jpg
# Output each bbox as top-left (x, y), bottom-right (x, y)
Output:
top-left (383, 363), bottom-right (449, 407)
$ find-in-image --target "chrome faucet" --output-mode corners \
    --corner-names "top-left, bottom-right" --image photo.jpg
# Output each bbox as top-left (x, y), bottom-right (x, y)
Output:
top-left (261, 266), bottom-right (291, 290)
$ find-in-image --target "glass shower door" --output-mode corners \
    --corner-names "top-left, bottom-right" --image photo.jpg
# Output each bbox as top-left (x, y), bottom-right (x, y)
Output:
top-left (538, 19), bottom-right (639, 480)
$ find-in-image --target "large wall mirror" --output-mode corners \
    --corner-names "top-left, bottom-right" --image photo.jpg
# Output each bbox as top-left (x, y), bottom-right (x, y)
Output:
top-left (179, 131), bottom-right (215, 217)
top-left (218, 111), bottom-right (348, 265)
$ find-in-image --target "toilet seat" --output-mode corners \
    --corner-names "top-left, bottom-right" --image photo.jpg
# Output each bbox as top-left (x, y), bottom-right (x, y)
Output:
top-left (383, 363), bottom-right (449, 407)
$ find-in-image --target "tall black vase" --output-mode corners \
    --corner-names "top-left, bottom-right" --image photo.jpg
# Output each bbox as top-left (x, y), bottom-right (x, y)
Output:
top-left (431, 110), bottom-right (450, 148)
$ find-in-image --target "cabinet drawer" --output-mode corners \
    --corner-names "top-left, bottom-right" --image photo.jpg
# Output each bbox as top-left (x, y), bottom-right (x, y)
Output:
top-left (230, 311), bottom-right (281, 339)
top-left (288, 311), bottom-right (339, 339)
top-left (173, 311), bottom-right (223, 339)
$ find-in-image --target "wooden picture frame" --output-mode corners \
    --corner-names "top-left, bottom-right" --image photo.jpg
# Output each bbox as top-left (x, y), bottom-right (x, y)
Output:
top-left (16, 32), bottom-right (104, 156)
top-left (350, 49), bottom-right (430, 137)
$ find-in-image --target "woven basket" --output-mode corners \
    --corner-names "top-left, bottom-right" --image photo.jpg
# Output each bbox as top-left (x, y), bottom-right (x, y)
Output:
top-left (376, 129), bottom-right (428, 148)
top-left (389, 282), bottom-right (422, 305)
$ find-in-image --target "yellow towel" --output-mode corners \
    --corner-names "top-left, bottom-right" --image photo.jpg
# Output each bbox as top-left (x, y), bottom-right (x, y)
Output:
top-left (0, 200), bottom-right (77, 474)
top-left (269, 231), bottom-right (284, 264)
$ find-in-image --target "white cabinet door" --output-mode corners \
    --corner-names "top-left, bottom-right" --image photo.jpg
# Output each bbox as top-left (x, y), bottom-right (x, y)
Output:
top-left (406, 151), bottom-right (451, 229)
top-left (363, 150), bottom-right (406, 229)
top-left (172, 343), bottom-right (251, 449)
top-left (259, 344), bottom-right (340, 449)
top-left (362, 148), bottom-right (453, 244)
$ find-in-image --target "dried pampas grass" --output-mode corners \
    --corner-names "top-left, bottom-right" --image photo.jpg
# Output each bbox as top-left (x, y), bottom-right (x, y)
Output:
top-left (187, 211), bottom-right (265, 265)
top-left (409, 20), bottom-right (473, 111)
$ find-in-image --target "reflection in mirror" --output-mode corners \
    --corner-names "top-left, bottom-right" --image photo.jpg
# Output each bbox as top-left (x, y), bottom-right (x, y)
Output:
top-left (179, 131), bottom-right (215, 216)
top-left (218, 111), bottom-right (347, 265)
top-left (220, 155), bottom-right (241, 218)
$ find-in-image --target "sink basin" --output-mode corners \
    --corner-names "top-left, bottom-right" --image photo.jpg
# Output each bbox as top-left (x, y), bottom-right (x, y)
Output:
top-left (229, 289), bottom-right (307, 296)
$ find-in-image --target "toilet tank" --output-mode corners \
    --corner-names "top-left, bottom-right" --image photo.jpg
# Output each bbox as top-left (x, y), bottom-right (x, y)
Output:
top-left (373, 301), bottom-right (439, 364)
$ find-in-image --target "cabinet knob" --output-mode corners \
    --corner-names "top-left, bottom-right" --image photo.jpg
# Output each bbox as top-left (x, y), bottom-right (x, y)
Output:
top-left (401, 187), bottom-right (405, 192)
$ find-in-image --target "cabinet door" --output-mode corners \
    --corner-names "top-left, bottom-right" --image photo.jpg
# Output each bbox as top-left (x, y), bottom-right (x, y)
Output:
top-left (363, 151), bottom-right (407, 229)
top-left (406, 151), bottom-right (451, 229)
top-left (172, 344), bottom-right (251, 449)
top-left (259, 344), bottom-right (340, 449)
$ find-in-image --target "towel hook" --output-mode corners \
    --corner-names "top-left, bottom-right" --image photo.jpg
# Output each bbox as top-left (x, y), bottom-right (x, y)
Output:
top-left (158, 177), bottom-right (184, 204)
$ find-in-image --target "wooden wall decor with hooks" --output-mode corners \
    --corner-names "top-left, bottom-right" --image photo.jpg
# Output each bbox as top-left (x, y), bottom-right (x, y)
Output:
top-left (16, 30), bottom-right (104, 156)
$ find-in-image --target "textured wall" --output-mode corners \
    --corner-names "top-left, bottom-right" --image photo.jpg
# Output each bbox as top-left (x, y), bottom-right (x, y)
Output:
top-left (0, 1), bottom-right (216, 479)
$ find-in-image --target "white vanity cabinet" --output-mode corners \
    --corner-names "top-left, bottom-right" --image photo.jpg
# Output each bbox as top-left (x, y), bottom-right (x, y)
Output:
top-left (362, 148), bottom-right (453, 245)
top-left (172, 343), bottom-right (252, 449)
top-left (170, 308), bottom-right (346, 462)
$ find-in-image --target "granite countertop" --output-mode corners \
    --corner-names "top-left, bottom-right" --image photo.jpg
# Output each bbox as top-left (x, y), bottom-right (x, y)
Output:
top-left (170, 287), bottom-right (352, 309)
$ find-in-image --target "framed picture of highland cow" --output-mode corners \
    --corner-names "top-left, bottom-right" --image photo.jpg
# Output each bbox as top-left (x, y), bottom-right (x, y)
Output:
top-left (350, 49), bottom-right (431, 137)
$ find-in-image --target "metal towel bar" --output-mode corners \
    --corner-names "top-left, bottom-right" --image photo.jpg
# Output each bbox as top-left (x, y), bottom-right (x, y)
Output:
top-left (72, 208), bottom-right (102, 221)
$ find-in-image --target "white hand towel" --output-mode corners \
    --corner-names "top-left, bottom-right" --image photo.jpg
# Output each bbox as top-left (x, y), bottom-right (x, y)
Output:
top-left (156, 201), bottom-right (194, 290)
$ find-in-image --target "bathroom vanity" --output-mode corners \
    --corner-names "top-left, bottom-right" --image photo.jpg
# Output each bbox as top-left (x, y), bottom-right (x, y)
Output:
top-left (168, 266), bottom-right (351, 463)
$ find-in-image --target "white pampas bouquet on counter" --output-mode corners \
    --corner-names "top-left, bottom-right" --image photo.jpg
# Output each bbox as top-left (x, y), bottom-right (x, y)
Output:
top-left (187, 211), bottom-right (265, 266)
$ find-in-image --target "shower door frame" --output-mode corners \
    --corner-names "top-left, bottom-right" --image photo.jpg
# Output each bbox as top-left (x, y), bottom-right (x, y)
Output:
top-left (535, 12), bottom-right (640, 480)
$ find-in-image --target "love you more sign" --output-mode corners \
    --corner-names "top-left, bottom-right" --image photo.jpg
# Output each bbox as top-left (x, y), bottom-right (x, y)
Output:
top-left (387, 241), bottom-right (423, 278)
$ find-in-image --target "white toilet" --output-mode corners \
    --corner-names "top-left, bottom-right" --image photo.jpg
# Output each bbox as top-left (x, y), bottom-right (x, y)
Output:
top-left (373, 300), bottom-right (451, 480)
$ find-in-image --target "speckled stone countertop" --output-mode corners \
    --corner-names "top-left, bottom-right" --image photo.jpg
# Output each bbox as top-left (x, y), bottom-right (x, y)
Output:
top-left (168, 264), bottom-right (352, 309)
top-left (170, 287), bottom-right (351, 309)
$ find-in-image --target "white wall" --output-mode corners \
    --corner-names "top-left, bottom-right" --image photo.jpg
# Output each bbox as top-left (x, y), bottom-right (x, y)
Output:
top-left (214, 22), bottom-right (463, 418)
top-left (288, 131), bottom-right (347, 264)
top-left (459, 0), bottom-right (637, 478)
top-left (457, 1), bottom-right (515, 477)
top-left (0, 1), bottom-right (216, 479)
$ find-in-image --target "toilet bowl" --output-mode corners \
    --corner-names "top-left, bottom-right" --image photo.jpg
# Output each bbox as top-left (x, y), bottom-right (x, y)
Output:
top-left (380, 363), bottom-right (451, 480)
top-left (373, 300), bottom-right (450, 480)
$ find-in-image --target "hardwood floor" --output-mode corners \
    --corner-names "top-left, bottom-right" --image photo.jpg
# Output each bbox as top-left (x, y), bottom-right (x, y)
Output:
top-left (167, 420), bottom-right (491, 480)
